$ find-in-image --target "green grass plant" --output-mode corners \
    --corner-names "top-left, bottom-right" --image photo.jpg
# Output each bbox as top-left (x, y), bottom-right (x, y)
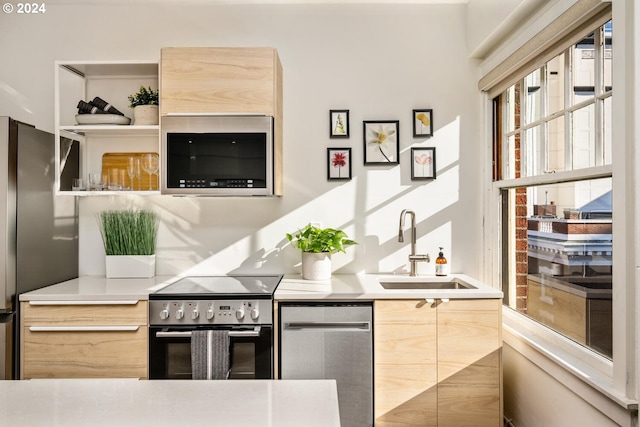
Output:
top-left (98, 209), bottom-right (159, 256)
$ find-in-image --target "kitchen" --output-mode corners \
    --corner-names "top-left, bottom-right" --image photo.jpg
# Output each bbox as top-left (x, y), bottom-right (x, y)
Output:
top-left (0, 1), bottom-right (638, 427)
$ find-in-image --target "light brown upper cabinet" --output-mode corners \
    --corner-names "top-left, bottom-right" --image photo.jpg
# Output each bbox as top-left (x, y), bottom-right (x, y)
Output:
top-left (160, 47), bottom-right (283, 118)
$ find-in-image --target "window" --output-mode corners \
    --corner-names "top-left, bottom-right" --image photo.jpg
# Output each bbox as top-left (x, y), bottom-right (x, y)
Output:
top-left (494, 20), bottom-right (613, 358)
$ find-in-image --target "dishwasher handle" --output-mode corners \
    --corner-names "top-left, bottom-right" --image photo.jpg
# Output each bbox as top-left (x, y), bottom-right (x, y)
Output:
top-left (284, 321), bottom-right (371, 332)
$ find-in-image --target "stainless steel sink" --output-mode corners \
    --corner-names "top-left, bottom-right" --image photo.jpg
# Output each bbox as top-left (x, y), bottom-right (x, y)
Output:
top-left (379, 279), bottom-right (476, 290)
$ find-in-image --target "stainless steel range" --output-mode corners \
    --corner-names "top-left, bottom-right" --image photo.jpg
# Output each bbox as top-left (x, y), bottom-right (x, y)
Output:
top-left (148, 275), bottom-right (283, 380)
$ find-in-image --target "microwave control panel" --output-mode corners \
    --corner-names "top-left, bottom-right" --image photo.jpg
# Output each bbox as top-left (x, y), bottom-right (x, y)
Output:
top-left (177, 178), bottom-right (261, 188)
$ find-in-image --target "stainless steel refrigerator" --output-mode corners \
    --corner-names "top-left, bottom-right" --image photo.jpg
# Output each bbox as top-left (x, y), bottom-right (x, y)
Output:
top-left (0, 116), bottom-right (79, 380)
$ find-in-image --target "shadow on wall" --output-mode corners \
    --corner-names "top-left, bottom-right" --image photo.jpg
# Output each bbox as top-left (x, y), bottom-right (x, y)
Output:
top-left (141, 115), bottom-right (474, 276)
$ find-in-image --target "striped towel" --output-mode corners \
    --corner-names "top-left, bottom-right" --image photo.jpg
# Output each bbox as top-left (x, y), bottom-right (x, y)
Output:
top-left (191, 330), bottom-right (230, 380)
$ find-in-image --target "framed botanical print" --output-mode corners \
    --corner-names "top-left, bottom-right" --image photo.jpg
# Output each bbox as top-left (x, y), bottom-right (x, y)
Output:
top-left (327, 148), bottom-right (352, 180)
top-left (330, 110), bottom-right (349, 138)
top-left (411, 147), bottom-right (436, 180)
top-left (363, 120), bottom-right (399, 165)
top-left (413, 109), bottom-right (433, 137)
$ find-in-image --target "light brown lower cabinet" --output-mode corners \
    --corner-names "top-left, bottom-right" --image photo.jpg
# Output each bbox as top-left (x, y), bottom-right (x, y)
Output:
top-left (21, 300), bottom-right (148, 379)
top-left (374, 298), bottom-right (502, 427)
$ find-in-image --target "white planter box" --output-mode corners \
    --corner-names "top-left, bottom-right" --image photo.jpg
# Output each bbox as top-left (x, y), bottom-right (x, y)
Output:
top-left (106, 255), bottom-right (156, 278)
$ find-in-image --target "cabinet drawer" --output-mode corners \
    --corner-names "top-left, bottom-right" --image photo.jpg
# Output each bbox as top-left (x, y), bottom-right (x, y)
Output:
top-left (22, 327), bottom-right (148, 379)
top-left (22, 301), bottom-right (147, 326)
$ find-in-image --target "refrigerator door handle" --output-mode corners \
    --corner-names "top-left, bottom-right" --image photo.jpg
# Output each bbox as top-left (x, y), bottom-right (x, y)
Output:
top-left (0, 309), bottom-right (15, 324)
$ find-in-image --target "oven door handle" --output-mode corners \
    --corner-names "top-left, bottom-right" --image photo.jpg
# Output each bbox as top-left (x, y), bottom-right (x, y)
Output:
top-left (154, 326), bottom-right (262, 338)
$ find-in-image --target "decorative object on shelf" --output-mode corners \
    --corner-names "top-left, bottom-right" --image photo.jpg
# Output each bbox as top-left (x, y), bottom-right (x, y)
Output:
top-left (330, 110), bottom-right (349, 138)
top-left (412, 109), bottom-right (433, 137)
top-left (363, 120), bottom-right (399, 165)
top-left (128, 86), bottom-right (159, 126)
top-left (327, 148), bottom-right (352, 180)
top-left (77, 97), bottom-right (125, 116)
top-left (97, 209), bottom-right (160, 278)
top-left (286, 224), bottom-right (357, 280)
top-left (411, 147), bottom-right (436, 180)
top-left (75, 97), bottom-right (131, 125)
top-left (75, 114), bottom-right (131, 125)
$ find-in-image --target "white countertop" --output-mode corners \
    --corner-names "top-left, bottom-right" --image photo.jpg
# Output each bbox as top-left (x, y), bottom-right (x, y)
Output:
top-left (18, 275), bottom-right (178, 301)
top-left (19, 273), bottom-right (502, 302)
top-left (275, 273), bottom-right (503, 300)
top-left (0, 379), bottom-right (341, 427)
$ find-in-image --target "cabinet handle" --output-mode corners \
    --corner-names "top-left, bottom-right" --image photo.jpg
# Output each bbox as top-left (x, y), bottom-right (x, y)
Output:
top-left (284, 322), bottom-right (371, 332)
top-left (29, 300), bottom-right (140, 306)
top-left (29, 326), bottom-right (140, 332)
top-left (425, 298), bottom-right (435, 304)
top-left (441, 298), bottom-right (450, 303)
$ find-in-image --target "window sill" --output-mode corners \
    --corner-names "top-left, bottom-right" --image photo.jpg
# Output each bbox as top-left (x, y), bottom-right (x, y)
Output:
top-left (502, 307), bottom-right (637, 425)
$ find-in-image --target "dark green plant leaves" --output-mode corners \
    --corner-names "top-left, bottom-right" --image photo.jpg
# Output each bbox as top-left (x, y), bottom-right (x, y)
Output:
top-left (286, 224), bottom-right (357, 254)
top-left (128, 86), bottom-right (159, 108)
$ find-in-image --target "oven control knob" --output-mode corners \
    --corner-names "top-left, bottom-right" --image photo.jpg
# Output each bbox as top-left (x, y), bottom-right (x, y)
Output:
top-left (206, 308), bottom-right (215, 320)
top-left (250, 307), bottom-right (260, 320)
top-left (175, 308), bottom-right (184, 320)
top-left (236, 307), bottom-right (245, 320)
top-left (192, 309), bottom-right (199, 320)
top-left (159, 309), bottom-right (170, 320)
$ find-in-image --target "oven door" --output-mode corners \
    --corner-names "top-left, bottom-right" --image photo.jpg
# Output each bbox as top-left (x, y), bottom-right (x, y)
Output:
top-left (149, 325), bottom-right (273, 380)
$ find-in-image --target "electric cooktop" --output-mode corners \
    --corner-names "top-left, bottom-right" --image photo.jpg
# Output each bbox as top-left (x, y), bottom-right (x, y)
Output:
top-left (152, 275), bottom-right (284, 299)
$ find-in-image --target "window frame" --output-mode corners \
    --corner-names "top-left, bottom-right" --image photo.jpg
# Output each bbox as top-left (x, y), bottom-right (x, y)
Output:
top-left (485, 13), bottom-right (637, 411)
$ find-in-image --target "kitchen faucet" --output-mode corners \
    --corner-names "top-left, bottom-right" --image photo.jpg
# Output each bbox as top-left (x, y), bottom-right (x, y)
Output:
top-left (398, 209), bottom-right (430, 276)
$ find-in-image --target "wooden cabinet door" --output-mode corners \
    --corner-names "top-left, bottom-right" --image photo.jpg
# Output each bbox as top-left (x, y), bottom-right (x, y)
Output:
top-left (21, 301), bottom-right (148, 379)
top-left (374, 300), bottom-right (437, 427)
top-left (437, 299), bottom-right (502, 427)
top-left (22, 328), bottom-right (148, 379)
top-left (160, 47), bottom-right (283, 116)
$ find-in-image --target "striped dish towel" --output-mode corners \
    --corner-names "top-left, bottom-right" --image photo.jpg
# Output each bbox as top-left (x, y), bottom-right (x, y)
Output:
top-left (191, 330), bottom-right (230, 380)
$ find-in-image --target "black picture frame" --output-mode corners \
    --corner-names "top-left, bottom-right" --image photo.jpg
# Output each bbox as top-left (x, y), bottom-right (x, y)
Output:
top-left (327, 148), bottom-right (352, 180)
top-left (411, 147), bottom-right (436, 180)
top-left (363, 120), bottom-right (400, 165)
top-left (413, 109), bottom-right (433, 137)
top-left (330, 110), bottom-right (349, 138)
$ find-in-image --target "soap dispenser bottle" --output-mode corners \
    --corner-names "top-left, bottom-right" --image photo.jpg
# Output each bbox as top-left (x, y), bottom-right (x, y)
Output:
top-left (435, 247), bottom-right (449, 276)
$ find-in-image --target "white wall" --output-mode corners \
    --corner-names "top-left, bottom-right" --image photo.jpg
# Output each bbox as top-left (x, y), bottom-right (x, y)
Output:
top-left (0, 2), bottom-right (482, 278)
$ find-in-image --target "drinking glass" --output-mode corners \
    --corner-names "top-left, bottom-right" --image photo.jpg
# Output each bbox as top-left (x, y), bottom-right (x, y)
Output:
top-left (72, 178), bottom-right (84, 191)
top-left (108, 168), bottom-right (122, 191)
top-left (126, 157), bottom-right (136, 191)
top-left (141, 154), bottom-right (159, 191)
top-left (135, 158), bottom-right (142, 191)
top-left (88, 173), bottom-right (104, 191)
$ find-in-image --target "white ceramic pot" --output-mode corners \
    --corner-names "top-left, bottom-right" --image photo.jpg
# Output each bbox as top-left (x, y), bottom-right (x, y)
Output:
top-left (105, 254), bottom-right (156, 278)
top-left (133, 105), bottom-right (159, 125)
top-left (301, 252), bottom-right (332, 281)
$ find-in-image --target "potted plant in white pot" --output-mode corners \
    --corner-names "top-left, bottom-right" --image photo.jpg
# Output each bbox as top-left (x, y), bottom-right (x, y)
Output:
top-left (128, 86), bottom-right (159, 125)
top-left (286, 224), bottom-right (357, 280)
top-left (98, 209), bottom-right (160, 278)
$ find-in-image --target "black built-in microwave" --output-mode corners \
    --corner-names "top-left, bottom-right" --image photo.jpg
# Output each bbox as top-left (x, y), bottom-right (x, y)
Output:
top-left (161, 115), bottom-right (275, 196)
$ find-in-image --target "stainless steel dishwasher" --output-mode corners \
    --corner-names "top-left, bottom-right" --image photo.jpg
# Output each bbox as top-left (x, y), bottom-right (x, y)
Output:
top-left (279, 302), bottom-right (373, 427)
